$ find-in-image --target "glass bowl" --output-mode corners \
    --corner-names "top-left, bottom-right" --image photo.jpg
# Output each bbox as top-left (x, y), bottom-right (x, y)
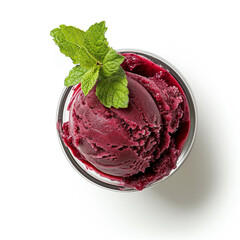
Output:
top-left (56, 49), bottom-right (197, 191)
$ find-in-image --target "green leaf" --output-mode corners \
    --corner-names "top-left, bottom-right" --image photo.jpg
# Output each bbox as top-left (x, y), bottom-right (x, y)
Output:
top-left (102, 48), bottom-right (125, 77)
top-left (50, 27), bottom-right (80, 63)
top-left (84, 21), bottom-right (110, 62)
top-left (64, 65), bottom-right (88, 87)
top-left (51, 21), bottom-right (130, 109)
top-left (81, 65), bottom-right (100, 95)
top-left (76, 47), bottom-right (97, 69)
top-left (60, 25), bottom-right (85, 46)
top-left (96, 67), bottom-right (129, 108)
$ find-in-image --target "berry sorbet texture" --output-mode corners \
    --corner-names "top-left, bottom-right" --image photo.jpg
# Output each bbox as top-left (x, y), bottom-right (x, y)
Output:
top-left (60, 53), bottom-right (190, 190)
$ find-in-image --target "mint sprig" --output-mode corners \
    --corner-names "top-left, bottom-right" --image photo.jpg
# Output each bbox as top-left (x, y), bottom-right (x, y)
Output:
top-left (50, 21), bottom-right (129, 108)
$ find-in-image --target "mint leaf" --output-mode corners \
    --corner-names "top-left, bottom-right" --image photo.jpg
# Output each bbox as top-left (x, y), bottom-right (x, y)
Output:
top-left (51, 21), bottom-right (130, 108)
top-left (96, 68), bottom-right (129, 108)
top-left (64, 65), bottom-right (88, 87)
top-left (102, 48), bottom-right (125, 77)
top-left (76, 47), bottom-right (97, 69)
top-left (50, 27), bottom-right (80, 64)
top-left (81, 65), bottom-right (100, 95)
top-left (51, 24), bottom-right (99, 68)
top-left (60, 25), bottom-right (84, 46)
top-left (84, 21), bottom-right (110, 62)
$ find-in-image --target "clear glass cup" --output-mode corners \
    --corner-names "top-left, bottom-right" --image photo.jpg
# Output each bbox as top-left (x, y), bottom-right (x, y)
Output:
top-left (56, 49), bottom-right (197, 191)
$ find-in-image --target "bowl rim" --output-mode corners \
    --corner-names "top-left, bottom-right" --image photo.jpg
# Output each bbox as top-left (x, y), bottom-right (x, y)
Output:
top-left (56, 48), bottom-right (198, 192)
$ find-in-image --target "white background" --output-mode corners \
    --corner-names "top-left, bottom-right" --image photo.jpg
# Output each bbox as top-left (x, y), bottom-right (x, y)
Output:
top-left (1, 0), bottom-right (239, 239)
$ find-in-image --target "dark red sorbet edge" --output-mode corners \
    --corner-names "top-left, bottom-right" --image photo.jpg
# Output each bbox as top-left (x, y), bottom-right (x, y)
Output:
top-left (121, 53), bottom-right (190, 151)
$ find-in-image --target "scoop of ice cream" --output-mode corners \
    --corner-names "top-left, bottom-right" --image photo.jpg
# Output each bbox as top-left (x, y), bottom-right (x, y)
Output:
top-left (61, 53), bottom-right (190, 190)
top-left (67, 75), bottom-right (161, 177)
